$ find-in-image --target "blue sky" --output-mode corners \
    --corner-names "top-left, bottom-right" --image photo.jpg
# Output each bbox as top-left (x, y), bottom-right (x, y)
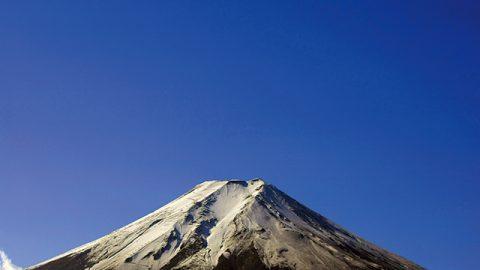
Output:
top-left (0, 1), bottom-right (479, 269)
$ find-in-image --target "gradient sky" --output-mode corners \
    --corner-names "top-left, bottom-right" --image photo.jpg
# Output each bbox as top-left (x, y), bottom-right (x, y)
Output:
top-left (0, 1), bottom-right (479, 269)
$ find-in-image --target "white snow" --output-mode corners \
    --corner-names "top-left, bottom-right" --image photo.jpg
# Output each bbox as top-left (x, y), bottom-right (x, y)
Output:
top-left (28, 178), bottom-right (423, 270)
top-left (0, 250), bottom-right (22, 270)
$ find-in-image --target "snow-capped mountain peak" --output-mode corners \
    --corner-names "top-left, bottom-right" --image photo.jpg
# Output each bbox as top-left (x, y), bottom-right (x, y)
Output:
top-left (29, 179), bottom-right (423, 270)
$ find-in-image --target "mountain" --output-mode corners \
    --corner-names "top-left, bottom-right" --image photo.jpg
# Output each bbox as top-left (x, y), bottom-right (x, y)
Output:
top-left (28, 179), bottom-right (423, 270)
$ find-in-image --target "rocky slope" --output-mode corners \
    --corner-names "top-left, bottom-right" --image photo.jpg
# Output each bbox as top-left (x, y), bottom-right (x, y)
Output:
top-left (28, 179), bottom-right (423, 270)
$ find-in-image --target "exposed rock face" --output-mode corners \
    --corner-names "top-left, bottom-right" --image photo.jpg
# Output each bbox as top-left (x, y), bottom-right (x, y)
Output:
top-left (28, 179), bottom-right (423, 270)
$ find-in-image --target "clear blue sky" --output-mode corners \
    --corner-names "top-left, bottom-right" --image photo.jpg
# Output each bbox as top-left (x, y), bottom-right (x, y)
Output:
top-left (0, 1), bottom-right (478, 269)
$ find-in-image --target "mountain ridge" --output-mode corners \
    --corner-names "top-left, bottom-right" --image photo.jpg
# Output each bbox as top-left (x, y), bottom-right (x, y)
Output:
top-left (29, 179), bottom-right (423, 270)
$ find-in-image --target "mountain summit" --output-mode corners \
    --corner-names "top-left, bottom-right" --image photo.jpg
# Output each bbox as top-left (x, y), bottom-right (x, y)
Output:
top-left (29, 179), bottom-right (423, 270)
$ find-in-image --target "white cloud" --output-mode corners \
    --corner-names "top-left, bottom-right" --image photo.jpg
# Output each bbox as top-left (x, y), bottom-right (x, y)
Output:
top-left (0, 250), bottom-right (22, 270)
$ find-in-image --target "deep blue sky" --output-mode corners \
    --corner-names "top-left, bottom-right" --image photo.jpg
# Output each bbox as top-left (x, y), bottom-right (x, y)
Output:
top-left (0, 1), bottom-right (479, 269)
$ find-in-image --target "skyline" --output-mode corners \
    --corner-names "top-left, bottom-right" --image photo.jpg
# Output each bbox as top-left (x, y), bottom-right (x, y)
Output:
top-left (1, 2), bottom-right (479, 270)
